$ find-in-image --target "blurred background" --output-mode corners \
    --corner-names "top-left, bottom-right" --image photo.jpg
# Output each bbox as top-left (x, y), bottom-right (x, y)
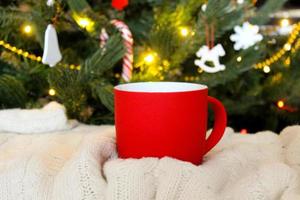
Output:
top-left (0, 0), bottom-right (299, 133)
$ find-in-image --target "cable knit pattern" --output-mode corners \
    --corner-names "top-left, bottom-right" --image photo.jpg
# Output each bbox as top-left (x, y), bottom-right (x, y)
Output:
top-left (0, 103), bottom-right (300, 199)
top-left (1, 127), bottom-right (300, 200)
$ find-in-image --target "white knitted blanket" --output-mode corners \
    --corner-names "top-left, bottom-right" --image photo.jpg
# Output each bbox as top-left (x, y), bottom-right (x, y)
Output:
top-left (0, 102), bottom-right (300, 200)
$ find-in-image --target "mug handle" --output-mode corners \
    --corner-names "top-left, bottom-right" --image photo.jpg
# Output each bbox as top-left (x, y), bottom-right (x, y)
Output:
top-left (204, 96), bottom-right (227, 155)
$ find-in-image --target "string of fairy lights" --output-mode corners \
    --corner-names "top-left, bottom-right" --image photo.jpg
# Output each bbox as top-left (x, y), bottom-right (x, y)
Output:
top-left (0, 22), bottom-right (81, 71)
top-left (0, 39), bottom-right (81, 70)
top-left (2, 18), bottom-right (298, 72)
top-left (255, 21), bottom-right (300, 72)
top-left (0, 17), bottom-right (299, 110)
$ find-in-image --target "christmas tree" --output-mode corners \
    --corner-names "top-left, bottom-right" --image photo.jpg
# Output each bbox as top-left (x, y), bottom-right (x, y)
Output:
top-left (0, 0), bottom-right (299, 132)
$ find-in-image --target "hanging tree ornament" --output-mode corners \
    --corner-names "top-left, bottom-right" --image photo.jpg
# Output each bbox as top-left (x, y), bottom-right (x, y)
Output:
top-left (42, 24), bottom-right (62, 67)
top-left (42, 2), bottom-right (62, 67)
top-left (112, 0), bottom-right (128, 11)
top-left (100, 20), bottom-right (133, 82)
top-left (194, 22), bottom-right (226, 73)
top-left (194, 44), bottom-right (226, 73)
top-left (230, 21), bottom-right (263, 51)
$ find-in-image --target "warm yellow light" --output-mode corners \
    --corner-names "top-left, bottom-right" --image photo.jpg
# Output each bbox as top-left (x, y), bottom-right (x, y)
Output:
top-left (256, 63), bottom-right (262, 69)
top-left (180, 27), bottom-right (189, 37)
top-left (277, 100), bottom-right (285, 108)
top-left (49, 88), bottom-right (56, 96)
top-left (237, 56), bottom-right (242, 62)
top-left (263, 65), bottom-right (271, 73)
top-left (284, 57), bottom-right (291, 66)
top-left (23, 25), bottom-right (32, 34)
top-left (23, 52), bottom-right (29, 57)
top-left (162, 60), bottom-right (170, 67)
top-left (284, 43), bottom-right (291, 51)
top-left (280, 18), bottom-right (290, 27)
top-left (197, 68), bottom-right (203, 73)
top-left (144, 54), bottom-right (155, 64)
top-left (78, 18), bottom-right (90, 28)
top-left (73, 14), bottom-right (95, 32)
top-left (115, 73), bottom-right (121, 78)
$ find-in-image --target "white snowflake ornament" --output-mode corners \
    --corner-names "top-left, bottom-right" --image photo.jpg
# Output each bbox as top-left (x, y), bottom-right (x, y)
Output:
top-left (42, 24), bottom-right (62, 67)
top-left (230, 22), bottom-right (263, 51)
top-left (194, 44), bottom-right (226, 73)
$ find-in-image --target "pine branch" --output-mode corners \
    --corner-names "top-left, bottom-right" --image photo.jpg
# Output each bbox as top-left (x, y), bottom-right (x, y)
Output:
top-left (82, 34), bottom-right (125, 79)
top-left (0, 7), bottom-right (30, 27)
top-left (196, 46), bottom-right (263, 87)
top-left (48, 34), bottom-right (124, 120)
top-left (0, 75), bottom-right (27, 108)
top-left (250, 0), bottom-right (287, 25)
top-left (90, 82), bottom-right (114, 112)
top-left (48, 67), bottom-right (88, 120)
top-left (198, 0), bottom-right (244, 38)
top-left (66, 0), bottom-right (91, 12)
top-left (148, 0), bottom-right (205, 66)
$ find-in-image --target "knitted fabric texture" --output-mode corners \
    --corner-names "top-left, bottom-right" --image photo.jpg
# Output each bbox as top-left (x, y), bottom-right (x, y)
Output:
top-left (0, 102), bottom-right (300, 200)
top-left (0, 102), bottom-right (76, 134)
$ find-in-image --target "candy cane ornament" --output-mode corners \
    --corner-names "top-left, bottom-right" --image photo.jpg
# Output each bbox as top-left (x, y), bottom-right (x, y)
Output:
top-left (100, 20), bottom-right (133, 82)
top-left (100, 28), bottom-right (109, 48)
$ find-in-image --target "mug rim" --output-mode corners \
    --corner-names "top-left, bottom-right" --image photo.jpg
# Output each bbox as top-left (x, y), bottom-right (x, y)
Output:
top-left (114, 82), bottom-right (208, 93)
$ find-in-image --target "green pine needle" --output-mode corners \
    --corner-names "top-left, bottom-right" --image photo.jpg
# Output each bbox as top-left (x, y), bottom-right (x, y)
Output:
top-left (0, 75), bottom-right (27, 108)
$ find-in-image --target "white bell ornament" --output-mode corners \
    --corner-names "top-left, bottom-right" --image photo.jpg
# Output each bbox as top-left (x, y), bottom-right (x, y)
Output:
top-left (42, 24), bottom-right (62, 67)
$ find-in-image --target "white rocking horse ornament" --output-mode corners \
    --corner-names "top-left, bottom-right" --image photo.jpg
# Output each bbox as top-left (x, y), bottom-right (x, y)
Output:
top-left (194, 44), bottom-right (226, 73)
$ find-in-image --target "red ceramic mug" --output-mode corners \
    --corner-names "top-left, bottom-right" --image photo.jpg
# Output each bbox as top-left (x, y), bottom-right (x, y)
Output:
top-left (114, 82), bottom-right (227, 165)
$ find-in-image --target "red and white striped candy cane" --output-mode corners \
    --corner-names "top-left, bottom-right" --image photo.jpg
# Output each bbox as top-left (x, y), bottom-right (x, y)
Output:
top-left (100, 20), bottom-right (133, 82)
top-left (100, 28), bottom-right (109, 48)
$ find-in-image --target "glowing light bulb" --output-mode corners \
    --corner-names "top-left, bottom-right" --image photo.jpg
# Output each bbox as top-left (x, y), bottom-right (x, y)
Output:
top-left (263, 65), bottom-right (270, 73)
top-left (284, 43), bottom-right (291, 51)
top-left (277, 100), bottom-right (285, 108)
top-left (70, 64), bottom-right (75, 70)
top-left (180, 27), bottom-right (189, 37)
top-left (280, 18), bottom-right (290, 27)
top-left (144, 54), bottom-right (155, 64)
top-left (78, 18), bottom-right (90, 28)
top-left (197, 68), bottom-right (203, 73)
top-left (23, 25), bottom-right (32, 34)
top-left (284, 57), bottom-right (291, 66)
top-left (49, 88), bottom-right (56, 96)
top-left (162, 60), bottom-right (170, 67)
top-left (73, 14), bottom-right (95, 32)
top-left (23, 52), bottom-right (29, 57)
top-left (237, 56), bottom-right (242, 62)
